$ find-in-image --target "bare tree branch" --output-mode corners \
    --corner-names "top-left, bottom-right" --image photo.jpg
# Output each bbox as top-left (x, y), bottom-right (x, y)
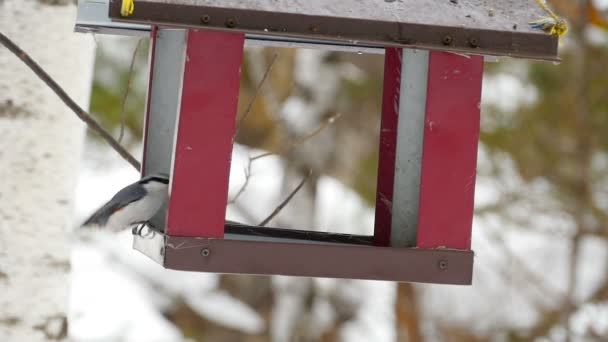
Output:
top-left (231, 201), bottom-right (259, 225)
top-left (251, 111), bottom-right (342, 161)
top-left (294, 112), bottom-right (342, 145)
top-left (0, 31), bottom-right (141, 171)
top-left (249, 151), bottom-right (274, 162)
top-left (231, 111), bottom-right (340, 213)
top-left (229, 53), bottom-right (338, 227)
top-left (248, 48), bottom-right (282, 120)
top-left (227, 54), bottom-right (278, 206)
top-left (118, 38), bottom-right (143, 144)
top-left (227, 157), bottom-right (252, 204)
top-left (235, 53), bottom-right (278, 136)
top-left (258, 170), bottom-right (312, 227)
top-left (484, 228), bottom-right (565, 306)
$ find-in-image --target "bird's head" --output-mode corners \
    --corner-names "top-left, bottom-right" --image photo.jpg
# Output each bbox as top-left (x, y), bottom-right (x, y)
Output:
top-left (139, 173), bottom-right (170, 193)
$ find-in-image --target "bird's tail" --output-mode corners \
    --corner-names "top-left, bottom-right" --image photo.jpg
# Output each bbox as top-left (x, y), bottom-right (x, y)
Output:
top-left (80, 203), bottom-right (114, 227)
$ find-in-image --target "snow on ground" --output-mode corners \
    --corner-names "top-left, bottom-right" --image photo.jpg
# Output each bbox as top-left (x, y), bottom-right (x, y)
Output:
top-left (71, 142), bottom-right (396, 341)
top-left (69, 19), bottom-right (608, 341)
top-left (418, 146), bottom-right (608, 337)
top-left (71, 139), bottom-right (608, 341)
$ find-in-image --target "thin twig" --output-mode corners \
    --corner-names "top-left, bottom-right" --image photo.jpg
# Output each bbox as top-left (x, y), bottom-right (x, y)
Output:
top-left (0, 31), bottom-right (140, 171)
top-left (231, 201), bottom-right (259, 225)
top-left (118, 38), bottom-right (143, 144)
top-left (235, 53), bottom-right (278, 136)
top-left (91, 32), bottom-right (100, 47)
top-left (227, 157), bottom-right (252, 204)
top-left (227, 54), bottom-right (280, 203)
top-left (251, 112), bottom-right (342, 161)
top-left (250, 151), bottom-right (273, 161)
top-left (485, 222), bottom-right (565, 300)
top-left (258, 169), bottom-right (312, 227)
top-left (294, 112), bottom-right (342, 145)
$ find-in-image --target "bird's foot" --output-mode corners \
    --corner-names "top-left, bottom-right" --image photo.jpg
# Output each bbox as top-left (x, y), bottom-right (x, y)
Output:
top-left (132, 222), bottom-right (158, 239)
top-left (131, 223), bottom-right (146, 236)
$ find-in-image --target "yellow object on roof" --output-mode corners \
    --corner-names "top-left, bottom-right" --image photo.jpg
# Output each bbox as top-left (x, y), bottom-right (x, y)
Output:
top-left (529, 0), bottom-right (568, 37)
top-left (121, 0), bottom-right (134, 17)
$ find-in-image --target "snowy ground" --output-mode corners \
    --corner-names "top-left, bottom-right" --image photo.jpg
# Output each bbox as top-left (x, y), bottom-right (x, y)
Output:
top-left (70, 142), bottom-right (395, 341)
top-left (70, 139), bottom-right (608, 341)
top-left (69, 33), bottom-right (608, 339)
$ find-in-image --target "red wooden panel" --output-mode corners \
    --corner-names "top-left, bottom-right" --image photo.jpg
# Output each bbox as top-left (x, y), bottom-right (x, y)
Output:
top-left (166, 30), bottom-right (244, 237)
top-left (373, 48), bottom-right (402, 246)
top-left (416, 52), bottom-right (483, 249)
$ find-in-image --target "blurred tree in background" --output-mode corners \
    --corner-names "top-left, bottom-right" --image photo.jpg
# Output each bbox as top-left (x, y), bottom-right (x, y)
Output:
top-left (470, 0), bottom-right (608, 340)
top-left (90, 37), bottom-right (149, 148)
top-left (86, 0), bottom-right (608, 340)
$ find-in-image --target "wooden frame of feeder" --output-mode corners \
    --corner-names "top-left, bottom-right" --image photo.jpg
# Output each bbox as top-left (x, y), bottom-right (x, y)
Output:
top-left (76, 0), bottom-right (559, 284)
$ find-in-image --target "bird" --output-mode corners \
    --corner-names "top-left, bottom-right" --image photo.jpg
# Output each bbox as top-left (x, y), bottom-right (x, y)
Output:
top-left (81, 173), bottom-right (169, 233)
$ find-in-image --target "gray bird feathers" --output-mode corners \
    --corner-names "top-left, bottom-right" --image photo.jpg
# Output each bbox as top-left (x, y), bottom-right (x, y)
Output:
top-left (81, 173), bottom-right (169, 231)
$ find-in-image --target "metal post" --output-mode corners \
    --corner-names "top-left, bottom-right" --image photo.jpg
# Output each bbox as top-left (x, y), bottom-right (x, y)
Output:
top-left (142, 28), bottom-right (186, 176)
top-left (374, 48), bottom-right (428, 248)
top-left (375, 49), bottom-right (481, 249)
top-left (416, 52), bottom-right (483, 249)
top-left (141, 27), bottom-right (187, 230)
top-left (373, 48), bottom-right (401, 247)
top-left (390, 49), bottom-right (428, 247)
top-left (165, 30), bottom-right (245, 237)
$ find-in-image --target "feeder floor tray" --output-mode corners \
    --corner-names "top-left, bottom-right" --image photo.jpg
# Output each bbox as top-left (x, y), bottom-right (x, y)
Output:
top-left (134, 222), bottom-right (474, 284)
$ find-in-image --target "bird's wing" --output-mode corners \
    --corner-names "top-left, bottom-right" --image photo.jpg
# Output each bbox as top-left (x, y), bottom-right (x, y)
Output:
top-left (81, 182), bottom-right (147, 227)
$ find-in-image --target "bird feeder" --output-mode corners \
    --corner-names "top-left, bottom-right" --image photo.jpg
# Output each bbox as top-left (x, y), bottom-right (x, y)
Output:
top-left (76, 0), bottom-right (559, 284)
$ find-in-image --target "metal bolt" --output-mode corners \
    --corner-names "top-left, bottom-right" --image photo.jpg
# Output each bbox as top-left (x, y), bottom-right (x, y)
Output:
top-left (225, 18), bottom-right (237, 28)
top-left (200, 15), bottom-right (211, 24)
top-left (438, 259), bottom-right (448, 270)
top-left (201, 248), bottom-right (210, 257)
top-left (310, 25), bottom-right (320, 33)
top-left (469, 37), bottom-right (479, 48)
top-left (442, 35), bottom-right (453, 45)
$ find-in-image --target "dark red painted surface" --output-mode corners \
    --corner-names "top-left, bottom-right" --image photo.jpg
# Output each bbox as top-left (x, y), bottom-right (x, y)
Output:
top-left (166, 30), bottom-right (244, 237)
top-left (141, 26), bottom-right (158, 175)
top-left (416, 52), bottom-right (483, 249)
top-left (373, 48), bottom-right (402, 246)
top-left (161, 235), bottom-right (474, 284)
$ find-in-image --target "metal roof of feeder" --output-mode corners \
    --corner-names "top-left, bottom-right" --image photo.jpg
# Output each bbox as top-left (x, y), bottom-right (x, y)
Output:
top-left (108, 0), bottom-right (559, 61)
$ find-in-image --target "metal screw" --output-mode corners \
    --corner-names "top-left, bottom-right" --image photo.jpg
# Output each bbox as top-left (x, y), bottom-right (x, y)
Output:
top-left (225, 18), bottom-right (237, 28)
top-left (442, 35), bottom-right (453, 45)
top-left (438, 259), bottom-right (448, 270)
top-left (200, 15), bottom-right (211, 24)
top-left (310, 25), bottom-right (320, 33)
top-left (201, 248), bottom-right (210, 257)
top-left (469, 37), bottom-right (479, 48)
